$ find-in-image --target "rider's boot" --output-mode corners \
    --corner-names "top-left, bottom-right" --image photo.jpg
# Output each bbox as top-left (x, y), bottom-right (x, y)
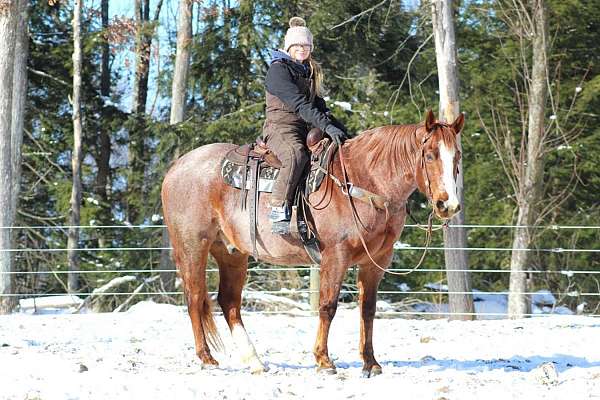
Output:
top-left (269, 205), bottom-right (290, 235)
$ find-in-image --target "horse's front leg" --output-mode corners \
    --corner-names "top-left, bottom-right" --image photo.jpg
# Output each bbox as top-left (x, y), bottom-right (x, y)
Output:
top-left (313, 262), bottom-right (347, 374)
top-left (357, 263), bottom-right (386, 377)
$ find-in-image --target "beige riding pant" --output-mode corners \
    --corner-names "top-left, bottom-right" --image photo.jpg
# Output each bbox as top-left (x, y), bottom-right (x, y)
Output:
top-left (263, 125), bottom-right (309, 207)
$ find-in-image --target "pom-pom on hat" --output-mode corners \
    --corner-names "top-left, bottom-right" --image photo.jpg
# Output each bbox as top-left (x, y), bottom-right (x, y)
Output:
top-left (284, 17), bottom-right (313, 52)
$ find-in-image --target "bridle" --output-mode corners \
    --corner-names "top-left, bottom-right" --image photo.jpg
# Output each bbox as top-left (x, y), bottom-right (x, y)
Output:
top-left (419, 128), bottom-right (435, 204)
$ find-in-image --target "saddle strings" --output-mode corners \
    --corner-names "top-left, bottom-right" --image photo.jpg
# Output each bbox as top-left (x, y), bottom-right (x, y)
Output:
top-left (304, 151), bottom-right (335, 210)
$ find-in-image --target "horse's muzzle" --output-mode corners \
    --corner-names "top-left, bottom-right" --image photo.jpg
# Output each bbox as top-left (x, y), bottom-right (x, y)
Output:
top-left (434, 200), bottom-right (461, 220)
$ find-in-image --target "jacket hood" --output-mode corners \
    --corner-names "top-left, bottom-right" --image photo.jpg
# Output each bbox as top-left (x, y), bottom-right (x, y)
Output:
top-left (269, 48), bottom-right (309, 74)
top-left (269, 48), bottom-right (294, 64)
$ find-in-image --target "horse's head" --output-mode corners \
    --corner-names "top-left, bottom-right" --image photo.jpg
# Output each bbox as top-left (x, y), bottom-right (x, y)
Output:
top-left (415, 110), bottom-right (464, 220)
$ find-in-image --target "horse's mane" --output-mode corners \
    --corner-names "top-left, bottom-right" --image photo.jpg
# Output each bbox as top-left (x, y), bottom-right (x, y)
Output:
top-left (344, 122), bottom-right (457, 178)
top-left (345, 124), bottom-right (420, 176)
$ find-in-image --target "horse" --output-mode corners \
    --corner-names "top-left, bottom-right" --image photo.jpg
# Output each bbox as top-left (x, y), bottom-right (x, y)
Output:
top-left (161, 110), bottom-right (464, 377)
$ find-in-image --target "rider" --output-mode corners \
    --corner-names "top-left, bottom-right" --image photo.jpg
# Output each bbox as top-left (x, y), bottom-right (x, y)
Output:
top-left (263, 16), bottom-right (347, 233)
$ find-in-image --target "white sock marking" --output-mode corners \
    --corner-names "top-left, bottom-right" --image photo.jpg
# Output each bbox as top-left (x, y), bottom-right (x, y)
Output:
top-left (231, 324), bottom-right (265, 372)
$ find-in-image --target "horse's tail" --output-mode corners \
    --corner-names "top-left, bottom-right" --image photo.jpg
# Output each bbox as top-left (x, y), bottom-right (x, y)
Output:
top-left (201, 291), bottom-right (223, 352)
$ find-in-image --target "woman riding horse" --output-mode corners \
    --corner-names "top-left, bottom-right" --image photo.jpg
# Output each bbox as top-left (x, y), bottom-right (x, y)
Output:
top-left (263, 17), bottom-right (347, 233)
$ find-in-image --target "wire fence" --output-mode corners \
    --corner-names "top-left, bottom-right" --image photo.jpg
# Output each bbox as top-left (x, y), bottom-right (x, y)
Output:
top-left (2, 223), bottom-right (600, 229)
top-left (2, 223), bottom-right (598, 318)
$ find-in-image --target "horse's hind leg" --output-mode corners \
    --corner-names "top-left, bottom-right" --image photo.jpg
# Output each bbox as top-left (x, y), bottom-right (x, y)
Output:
top-left (210, 240), bottom-right (267, 373)
top-left (177, 236), bottom-right (221, 367)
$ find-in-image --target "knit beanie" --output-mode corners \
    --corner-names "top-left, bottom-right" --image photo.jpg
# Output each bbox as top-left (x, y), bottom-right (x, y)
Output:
top-left (284, 17), bottom-right (313, 51)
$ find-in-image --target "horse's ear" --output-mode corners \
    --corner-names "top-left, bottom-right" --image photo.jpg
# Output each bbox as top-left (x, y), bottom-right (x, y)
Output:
top-left (451, 112), bottom-right (465, 135)
top-left (425, 109), bottom-right (435, 132)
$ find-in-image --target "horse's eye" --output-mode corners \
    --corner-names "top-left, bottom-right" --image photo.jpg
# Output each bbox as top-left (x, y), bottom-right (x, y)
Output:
top-left (425, 153), bottom-right (435, 162)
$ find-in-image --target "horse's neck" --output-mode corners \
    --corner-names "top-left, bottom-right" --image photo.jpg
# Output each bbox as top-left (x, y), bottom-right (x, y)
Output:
top-left (340, 131), bottom-right (419, 206)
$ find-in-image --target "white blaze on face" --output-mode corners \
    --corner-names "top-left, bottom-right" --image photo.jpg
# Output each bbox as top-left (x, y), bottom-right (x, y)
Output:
top-left (439, 140), bottom-right (459, 210)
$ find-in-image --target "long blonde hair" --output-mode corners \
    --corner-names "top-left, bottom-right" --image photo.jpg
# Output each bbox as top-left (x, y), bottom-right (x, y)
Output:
top-left (308, 56), bottom-right (325, 101)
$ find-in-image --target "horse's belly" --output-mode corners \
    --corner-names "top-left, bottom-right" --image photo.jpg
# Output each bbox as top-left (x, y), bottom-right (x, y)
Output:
top-left (255, 243), bottom-right (314, 266)
top-left (219, 210), bottom-right (314, 266)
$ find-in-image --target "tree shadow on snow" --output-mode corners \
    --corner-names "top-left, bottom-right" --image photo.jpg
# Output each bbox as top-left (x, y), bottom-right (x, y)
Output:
top-left (379, 354), bottom-right (600, 373)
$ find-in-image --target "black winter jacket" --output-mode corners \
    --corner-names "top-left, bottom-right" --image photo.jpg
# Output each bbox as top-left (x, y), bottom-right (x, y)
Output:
top-left (265, 49), bottom-right (331, 132)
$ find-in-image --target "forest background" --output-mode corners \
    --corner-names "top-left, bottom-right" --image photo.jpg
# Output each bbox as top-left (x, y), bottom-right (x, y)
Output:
top-left (3, 0), bottom-right (599, 313)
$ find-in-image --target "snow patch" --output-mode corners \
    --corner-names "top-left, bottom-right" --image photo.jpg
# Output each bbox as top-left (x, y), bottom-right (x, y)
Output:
top-left (333, 101), bottom-right (352, 111)
top-left (532, 290), bottom-right (556, 306)
top-left (19, 295), bottom-right (83, 315)
top-left (393, 241), bottom-right (411, 249)
top-left (424, 283), bottom-right (448, 292)
top-left (1, 302), bottom-right (598, 398)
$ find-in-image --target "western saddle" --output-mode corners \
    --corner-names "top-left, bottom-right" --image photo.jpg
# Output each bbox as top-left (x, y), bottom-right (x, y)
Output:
top-left (220, 128), bottom-right (335, 264)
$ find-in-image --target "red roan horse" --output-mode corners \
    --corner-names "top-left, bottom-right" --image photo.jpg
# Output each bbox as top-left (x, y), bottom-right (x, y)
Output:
top-left (161, 110), bottom-right (464, 377)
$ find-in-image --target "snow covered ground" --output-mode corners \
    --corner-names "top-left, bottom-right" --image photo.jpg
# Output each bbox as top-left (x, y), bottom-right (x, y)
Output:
top-left (2, 301), bottom-right (600, 399)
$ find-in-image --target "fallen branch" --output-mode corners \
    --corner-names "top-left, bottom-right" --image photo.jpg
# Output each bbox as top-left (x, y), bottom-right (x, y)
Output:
top-left (75, 275), bottom-right (137, 313)
top-left (113, 275), bottom-right (160, 313)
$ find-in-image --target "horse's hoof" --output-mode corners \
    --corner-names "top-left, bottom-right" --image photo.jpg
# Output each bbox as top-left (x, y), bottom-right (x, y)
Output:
top-left (317, 366), bottom-right (337, 375)
top-left (200, 362), bottom-right (219, 370)
top-left (198, 354), bottom-right (219, 369)
top-left (249, 361), bottom-right (269, 374)
top-left (361, 365), bottom-right (382, 378)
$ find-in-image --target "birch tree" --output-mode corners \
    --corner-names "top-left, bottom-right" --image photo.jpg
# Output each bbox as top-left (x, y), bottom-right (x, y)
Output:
top-left (431, 0), bottom-right (474, 320)
top-left (506, 0), bottom-right (549, 318)
top-left (67, 0), bottom-right (84, 293)
top-left (474, 0), bottom-right (552, 318)
top-left (0, 0), bottom-right (18, 313)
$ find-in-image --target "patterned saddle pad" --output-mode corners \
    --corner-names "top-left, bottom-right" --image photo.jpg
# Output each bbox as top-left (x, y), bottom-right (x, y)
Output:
top-left (220, 138), bottom-right (335, 195)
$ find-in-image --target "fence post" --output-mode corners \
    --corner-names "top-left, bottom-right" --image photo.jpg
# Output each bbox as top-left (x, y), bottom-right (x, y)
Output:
top-left (310, 264), bottom-right (319, 314)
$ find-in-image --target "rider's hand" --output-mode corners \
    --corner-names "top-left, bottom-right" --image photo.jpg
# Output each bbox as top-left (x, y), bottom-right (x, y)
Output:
top-left (325, 124), bottom-right (347, 145)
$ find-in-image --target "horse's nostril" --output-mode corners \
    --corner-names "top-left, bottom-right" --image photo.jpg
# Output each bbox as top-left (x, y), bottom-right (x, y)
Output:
top-left (455, 204), bottom-right (461, 213)
top-left (436, 200), bottom-right (446, 211)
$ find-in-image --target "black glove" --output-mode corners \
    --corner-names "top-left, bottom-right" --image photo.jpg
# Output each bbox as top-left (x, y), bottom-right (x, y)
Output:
top-left (325, 124), bottom-right (347, 145)
top-left (328, 114), bottom-right (350, 137)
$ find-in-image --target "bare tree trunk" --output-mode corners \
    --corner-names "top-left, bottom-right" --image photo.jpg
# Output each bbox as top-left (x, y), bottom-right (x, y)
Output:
top-left (431, 0), bottom-right (474, 320)
top-left (169, 0), bottom-right (192, 126)
top-left (508, 0), bottom-right (549, 318)
top-left (8, 0), bottom-right (28, 304)
top-left (11, 0), bottom-right (28, 227)
top-left (132, 0), bottom-right (150, 117)
top-left (95, 0), bottom-right (111, 232)
top-left (0, 0), bottom-right (18, 314)
top-left (68, 0), bottom-right (84, 293)
top-left (161, 0), bottom-right (193, 292)
top-left (128, 0), bottom-right (163, 224)
top-left (237, 0), bottom-right (253, 99)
